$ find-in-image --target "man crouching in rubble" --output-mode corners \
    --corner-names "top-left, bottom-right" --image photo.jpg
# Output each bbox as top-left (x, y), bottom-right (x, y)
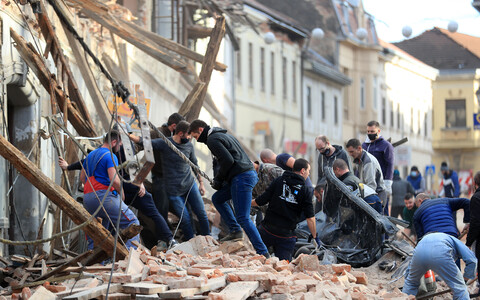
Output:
top-left (403, 232), bottom-right (477, 299)
top-left (80, 130), bottom-right (140, 249)
top-left (252, 158), bottom-right (320, 261)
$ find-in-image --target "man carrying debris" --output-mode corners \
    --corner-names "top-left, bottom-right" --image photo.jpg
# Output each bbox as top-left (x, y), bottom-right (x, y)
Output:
top-left (252, 159), bottom-right (319, 261)
top-left (131, 121), bottom-right (210, 241)
top-left (80, 130), bottom-right (140, 250)
top-left (332, 159), bottom-right (382, 213)
top-left (251, 160), bottom-right (284, 224)
top-left (413, 193), bottom-right (470, 240)
top-left (188, 120), bottom-right (269, 257)
top-left (150, 113), bottom-right (185, 222)
top-left (346, 138), bottom-right (387, 213)
top-left (315, 135), bottom-right (351, 213)
top-left (403, 232), bottom-right (477, 299)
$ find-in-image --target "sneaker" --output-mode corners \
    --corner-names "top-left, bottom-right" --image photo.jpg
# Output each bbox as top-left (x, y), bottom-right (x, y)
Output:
top-left (263, 252), bottom-right (271, 259)
top-left (157, 240), bottom-right (168, 251)
top-left (220, 231), bottom-right (244, 242)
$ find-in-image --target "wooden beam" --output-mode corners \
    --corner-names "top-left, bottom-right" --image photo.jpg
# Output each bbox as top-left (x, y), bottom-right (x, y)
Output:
top-left (177, 82), bottom-right (206, 116)
top-left (119, 20), bottom-right (226, 72)
top-left (63, 25), bottom-right (111, 132)
top-left (74, 4), bottom-right (189, 74)
top-left (187, 25), bottom-right (213, 39)
top-left (179, 15), bottom-right (225, 122)
top-left (0, 134), bottom-right (128, 259)
top-left (10, 28), bottom-right (97, 137)
top-left (35, 0), bottom-right (97, 134)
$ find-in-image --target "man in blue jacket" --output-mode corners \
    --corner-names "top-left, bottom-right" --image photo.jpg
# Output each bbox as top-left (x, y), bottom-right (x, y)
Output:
top-left (362, 121), bottom-right (394, 215)
top-left (403, 232), bottom-right (477, 300)
top-left (413, 193), bottom-right (470, 240)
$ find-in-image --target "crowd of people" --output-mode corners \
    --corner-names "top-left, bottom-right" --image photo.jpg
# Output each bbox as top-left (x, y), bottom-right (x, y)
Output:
top-left (60, 114), bottom-right (480, 299)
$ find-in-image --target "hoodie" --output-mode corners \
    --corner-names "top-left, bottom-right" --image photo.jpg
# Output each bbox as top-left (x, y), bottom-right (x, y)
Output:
top-left (362, 136), bottom-right (394, 180)
top-left (256, 171), bottom-right (314, 235)
top-left (201, 127), bottom-right (254, 183)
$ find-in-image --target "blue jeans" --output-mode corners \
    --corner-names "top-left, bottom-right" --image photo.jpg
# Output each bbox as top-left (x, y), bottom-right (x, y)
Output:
top-left (258, 224), bottom-right (296, 261)
top-left (83, 190), bottom-right (140, 250)
top-left (212, 170), bottom-right (268, 255)
top-left (123, 182), bottom-right (173, 242)
top-left (168, 182), bottom-right (210, 240)
top-left (403, 237), bottom-right (469, 299)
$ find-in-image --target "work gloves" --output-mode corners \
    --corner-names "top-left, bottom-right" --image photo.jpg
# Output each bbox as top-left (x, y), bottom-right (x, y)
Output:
top-left (308, 233), bottom-right (322, 249)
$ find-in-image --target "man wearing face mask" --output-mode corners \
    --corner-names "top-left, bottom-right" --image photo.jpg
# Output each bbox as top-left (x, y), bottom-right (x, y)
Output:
top-left (406, 166), bottom-right (426, 196)
top-left (362, 121), bottom-right (394, 215)
top-left (314, 135), bottom-right (351, 213)
top-left (130, 121), bottom-right (210, 240)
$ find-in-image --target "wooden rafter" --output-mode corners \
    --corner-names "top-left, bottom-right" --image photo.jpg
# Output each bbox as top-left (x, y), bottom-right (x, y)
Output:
top-left (10, 28), bottom-right (96, 138)
top-left (35, 0), bottom-right (97, 136)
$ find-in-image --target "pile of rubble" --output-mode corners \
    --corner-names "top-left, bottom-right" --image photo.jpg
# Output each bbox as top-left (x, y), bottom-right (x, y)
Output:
top-left (0, 236), bottom-right (415, 300)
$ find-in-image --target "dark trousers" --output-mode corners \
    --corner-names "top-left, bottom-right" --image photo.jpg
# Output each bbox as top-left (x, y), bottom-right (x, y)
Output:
top-left (124, 182), bottom-right (173, 242)
top-left (152, 175), bottom-right (170, 221)
top-left (391, 205), bottom-right (404, 219)
top-left (258, 223), bottom-right (297, 262)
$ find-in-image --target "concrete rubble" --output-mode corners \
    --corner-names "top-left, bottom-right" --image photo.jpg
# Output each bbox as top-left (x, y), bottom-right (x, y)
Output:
top-left (0, 236), bottom-right (416, 299)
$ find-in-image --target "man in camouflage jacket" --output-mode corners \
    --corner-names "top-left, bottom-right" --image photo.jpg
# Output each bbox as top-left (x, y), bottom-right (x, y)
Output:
top-left (252, 161), bottom-right (284, 219)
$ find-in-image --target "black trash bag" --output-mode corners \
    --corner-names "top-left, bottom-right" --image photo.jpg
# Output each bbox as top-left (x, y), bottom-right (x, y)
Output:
top-left (294, 167), bottom-right (398, 267)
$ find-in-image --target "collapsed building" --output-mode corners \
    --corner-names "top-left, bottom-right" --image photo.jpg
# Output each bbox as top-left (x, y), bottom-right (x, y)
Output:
top-left (0, 0), bottom-right (470, 299)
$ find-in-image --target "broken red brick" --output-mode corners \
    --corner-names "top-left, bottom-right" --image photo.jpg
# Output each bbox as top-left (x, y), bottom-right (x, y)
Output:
top-left (350, 271), bottom-right (368, 285)
top-left (331, 263), bottom-right (351, 274)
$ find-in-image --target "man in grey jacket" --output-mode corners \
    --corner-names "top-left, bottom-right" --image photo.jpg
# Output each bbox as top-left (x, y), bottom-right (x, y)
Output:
top-left (346, 138), bottom-right (386, 211)
top-left (315, 135), bottom-right (351, 213)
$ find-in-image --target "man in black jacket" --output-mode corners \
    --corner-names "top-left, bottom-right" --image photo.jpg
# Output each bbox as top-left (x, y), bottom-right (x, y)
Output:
top-left (466, 171), bottom-right (480, 287)
top-left (189, 120), bottom-right (269, 256)
top-left (252, 158), bottom-right (319, 261)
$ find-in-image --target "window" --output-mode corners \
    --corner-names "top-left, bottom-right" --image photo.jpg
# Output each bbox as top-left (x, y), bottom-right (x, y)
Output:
top-left (410, 107), bottom-right (414, 133)
top-left (418, 110), bottom-right (421, 135)
top-left (382, 97), bottom-right (386, 125)
top-left (248, 43), bottom-right (253, 87)
top-left (292, 61), bottom-right (297, 102)
top-left (343, 67), bottom-right (349, 120)
top-left (445, 99), bottom-right (466, 128)
top-left (236, 39), bottom-right (241, 83)
top-left (360, 78), bottom-right (365, 109)
top-left (397, 103), bottom-right (401, 129)
top-left (373, 77), bottom-right (378, 110)
top-left (334, 96), bottom-right (338, 124)
top-left (307, 86), bottom-right (312, 117)
top-left (321, 91), bottom-right (326, 121)
top-left (260, 47), bottom-right (265, 91)
top-left (390, 101), bottom-right (394, 128)
top-left (282, 57), bottom-right (287, 99)
top-left (271, 52), bottom-right (275, 95)
top-left (424, 112), bottom-right (428, 137)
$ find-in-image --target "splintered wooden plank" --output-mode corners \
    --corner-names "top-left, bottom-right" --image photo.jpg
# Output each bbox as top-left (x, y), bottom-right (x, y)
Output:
top-left (63, 284), bottom-right (121, 300)
top-left (197, 276), bottom-right (227, 293)
top-left (125, 248), bottom-right (144, 275)
top-left (209, 281), bottom-right (259, 300)
top-left (179, 15), bottom-right (226, 122)
top-left (158, 288), bottom-right (197, 299)
top-left (122, 282), bottom-right (168, 294)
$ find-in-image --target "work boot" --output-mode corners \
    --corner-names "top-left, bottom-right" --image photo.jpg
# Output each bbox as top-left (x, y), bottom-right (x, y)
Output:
top-left (168, 239), bottom-right (178, 249)
top-left (220, 231), bottom-right (243, 242)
